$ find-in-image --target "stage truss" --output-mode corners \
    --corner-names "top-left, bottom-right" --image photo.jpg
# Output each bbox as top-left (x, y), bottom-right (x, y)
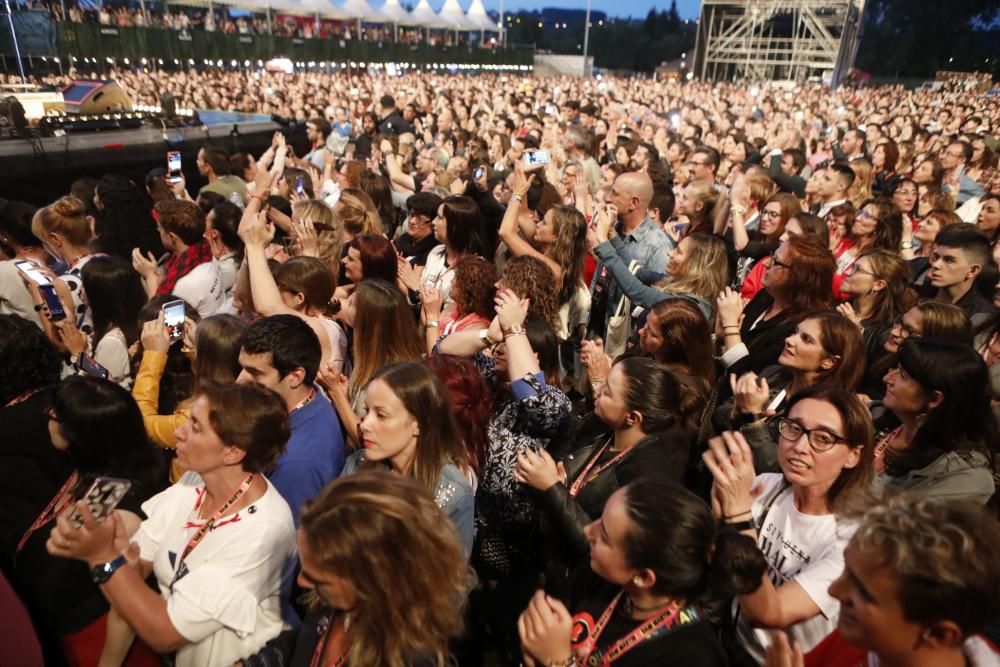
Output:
top-left (692, 0), bottom-right (866, 85)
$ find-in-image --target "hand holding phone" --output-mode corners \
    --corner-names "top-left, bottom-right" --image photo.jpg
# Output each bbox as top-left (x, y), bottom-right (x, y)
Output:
top-left (522, 150), bottom-right (550, 171)
top-left (38, 284), bottom-right (67, 321)
top-left (162, 300), bottom-right (185, 342)
top-left (167, 151), bottom-right (183, 183)
top-left (65, 477), bottom-right (133, 529)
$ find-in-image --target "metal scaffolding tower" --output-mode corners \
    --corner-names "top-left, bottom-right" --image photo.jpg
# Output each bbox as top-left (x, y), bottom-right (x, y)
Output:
top-left (693, 0), bottom-right (866, 85)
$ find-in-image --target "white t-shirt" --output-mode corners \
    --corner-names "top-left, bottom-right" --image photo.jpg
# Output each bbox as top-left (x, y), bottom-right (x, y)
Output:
top-left (734, 473), bottom-right (854, 662)
top-left (421, 245), bottom-right (458, 307)
top-left (173, 259), bottom-right (225, 318)
top-left (94, 327), bottom-right (132, 388)
top-left (0, 260), bottom-right (43, 327)
top-left (133, 472), bottom-right (297, 667)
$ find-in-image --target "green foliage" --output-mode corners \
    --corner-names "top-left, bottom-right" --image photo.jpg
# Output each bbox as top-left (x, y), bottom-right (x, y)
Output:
top-left (855, 0), bottom-right (999, 77)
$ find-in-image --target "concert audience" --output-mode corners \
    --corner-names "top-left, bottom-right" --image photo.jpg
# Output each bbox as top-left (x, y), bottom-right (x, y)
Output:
top-left (0, 63), bottom-right (997, 667)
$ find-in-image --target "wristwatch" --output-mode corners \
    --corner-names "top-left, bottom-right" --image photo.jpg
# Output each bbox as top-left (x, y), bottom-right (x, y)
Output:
top-left (503, 323), bottom-right (525, 337)
top-left (91, 555), bottom-right (128, 585)
top-left (477, 328), bottom-right (495, 349)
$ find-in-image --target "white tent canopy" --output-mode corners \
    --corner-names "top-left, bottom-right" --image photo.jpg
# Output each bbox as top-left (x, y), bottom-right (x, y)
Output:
top-left (408, 0), bottom-right (452, 28)
top-left (338, 0), bottom-right (387, 22)
top-left (376, 0), bottom-right (417, 24)
top-left (301, 0), bottom-right (351, 18)
top-left (465, 0), bottom-right (496, 31)
top-left (436, 0), bottom-right (476, 30)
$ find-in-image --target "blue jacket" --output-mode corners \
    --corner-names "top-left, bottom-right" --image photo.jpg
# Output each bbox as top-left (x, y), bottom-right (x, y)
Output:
top-left (268, 391), bottom-right (346, 525)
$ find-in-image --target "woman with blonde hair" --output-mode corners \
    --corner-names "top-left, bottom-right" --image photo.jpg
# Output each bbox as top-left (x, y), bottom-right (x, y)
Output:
top-left (591, 210), bottom-right (729, 319)
top-left (239, 471), bottom-right (470, 667)
top-left (675, 180), bottom-right (720, 237)
top-left (31, 195), bottom-right (96, 320)
top-left (290, 198), bottom-right (343, 272)
top-left (336, 188), bottom-right (383, 240)
top-left (848, 160), bottom-right (874, 208)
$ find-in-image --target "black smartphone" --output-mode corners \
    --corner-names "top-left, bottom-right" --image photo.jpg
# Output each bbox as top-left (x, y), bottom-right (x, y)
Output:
top-left (38, 284), bottom-right (66, 321)
top-left (77, 354), bottom-right (109, 379)
top-left (162, 299), bottom-right (186, 342)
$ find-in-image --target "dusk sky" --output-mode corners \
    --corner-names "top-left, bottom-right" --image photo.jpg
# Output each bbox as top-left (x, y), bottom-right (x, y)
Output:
top-left (476, 0), bottom-right (702, 20)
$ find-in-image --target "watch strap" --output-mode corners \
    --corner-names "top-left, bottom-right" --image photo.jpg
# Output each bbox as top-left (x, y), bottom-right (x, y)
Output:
top-left (91, 555), bottom-right (128, 585)
top-left (724, 518), bottom-right (756, 533)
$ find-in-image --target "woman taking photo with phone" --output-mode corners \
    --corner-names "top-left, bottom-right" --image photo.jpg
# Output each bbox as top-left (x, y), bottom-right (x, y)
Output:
top-left (13, 375), bottom-right (165, 667)
top-left (47, 382), bottom-right (297, 667)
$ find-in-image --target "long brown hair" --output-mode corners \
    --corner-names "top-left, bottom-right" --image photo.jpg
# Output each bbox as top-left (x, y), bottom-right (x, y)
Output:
top-left (776, 234), bottom-right (836, 314)
top-left (360, 361), bottom-right (471, 490)
top-left (192, 314), bottom-right (246, 393)
top-left (546, 204), bottom-right (588, 304)
top-left (646, 298), bottom-right (716, 388)
top-left (350, 280), bottom-right (423, 400)
top-left (300, 471), bottom-right (471, 667)
top-left (656, 233), bottom-right (729, 306)
top-left (855, 250), bottom-right (915, 325)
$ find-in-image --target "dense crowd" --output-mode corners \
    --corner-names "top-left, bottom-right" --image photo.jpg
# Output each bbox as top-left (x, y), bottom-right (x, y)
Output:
top-left (20, 0), bottom-right (477, 45)
top-left (1, 67), bottom-right (1000, 667)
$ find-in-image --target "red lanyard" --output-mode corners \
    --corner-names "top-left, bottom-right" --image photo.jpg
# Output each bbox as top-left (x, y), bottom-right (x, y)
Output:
top-left (170, 472), bottom-right (254, 590)
top-left (568, 437), bottom-right (630, 498)
top-left (17, 471), bottom-right (78, 553)
top-left (873, 426), bottom-right (902, 473)
top-left (5, 387), bottom-right (43, 408)
top-left (572, 590), bottom-right (697, 665)
top-left (309, 615), bottom-right (348, 667)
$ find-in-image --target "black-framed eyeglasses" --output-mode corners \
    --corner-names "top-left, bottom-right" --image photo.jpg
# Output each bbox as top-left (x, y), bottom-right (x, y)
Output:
top-left (844, 263), bottom-right (876, 278)
top-left (891, 315), bottom-right (921, 340)
top-left (776, 418), bottom-right (847, 453)
top-left (760, 209), bottom-right (782, 219)
top-left (769, 251), bottom-right (790, 269)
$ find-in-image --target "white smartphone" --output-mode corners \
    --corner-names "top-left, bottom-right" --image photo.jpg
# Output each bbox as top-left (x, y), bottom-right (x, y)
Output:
top-left (162, 299), bottom-right (185, 342)
top-left (15, 259), bottom-right (51, 286)
top-left (523, 150), bottom-right (550, 169)
top-left (66, 477), bottom-right (132, 528)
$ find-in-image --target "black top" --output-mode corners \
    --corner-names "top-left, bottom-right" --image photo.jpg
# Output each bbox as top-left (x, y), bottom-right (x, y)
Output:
top-left (378, 110), bottom-right (413, 136)
top-left (244, 607), bottom-right (439, 667)
top-left (395, 234), bottom-right (440, 267)
top-left (13, 485), bottom-right (147, 637)
top-left (0, 389), bottom-right (73, 571)
top-left (567, 569), bottom-right (729, 666)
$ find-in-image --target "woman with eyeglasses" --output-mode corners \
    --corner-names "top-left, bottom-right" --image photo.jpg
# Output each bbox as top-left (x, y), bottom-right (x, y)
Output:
top-left (730, 192), bottom-right (801, 293)
top-left (717, 312), bottom-right (864, 472)
top-left (890, 178), bottom-right (918, 230)
top-left (836, 250), bottom-right (915, 396)
top-left (877, 338), bottom-right (996, 504)
top-left (703, 385), bottom-right (874, 664)
top-left (831, 198), bottom-right (904, 298)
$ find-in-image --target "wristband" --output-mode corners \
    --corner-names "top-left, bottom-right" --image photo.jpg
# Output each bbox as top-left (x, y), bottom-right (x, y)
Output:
top-left (724, 519), bottom-right (757, 533)
top-left (504, 331), bottom-right (527, 341)
top-left (512, 192), bottom-right (526, 202)
top-left (425, 320), bottom-right (439, 329)
top-left (723, 509), bottom-right (754, 520)
top-left (900, 241), bottom-right (914, 250)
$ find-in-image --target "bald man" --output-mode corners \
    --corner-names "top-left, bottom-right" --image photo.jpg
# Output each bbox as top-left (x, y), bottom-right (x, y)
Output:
top-left (586, 171), bottom-right (673, 339)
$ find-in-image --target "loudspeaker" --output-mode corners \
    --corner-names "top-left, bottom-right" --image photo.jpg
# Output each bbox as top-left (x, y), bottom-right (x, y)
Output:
top-left (61, 80), bottom-right (134, 114)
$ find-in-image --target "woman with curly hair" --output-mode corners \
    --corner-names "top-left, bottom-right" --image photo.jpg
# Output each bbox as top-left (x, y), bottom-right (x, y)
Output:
top-left (420, 256), bottom-right (497, 354)
top-left (499, 255), bottom-right (561, 330)
top-left (239, 471), bottom-right (471, 667)
top-left (424, 354), bottom-right (492, 478)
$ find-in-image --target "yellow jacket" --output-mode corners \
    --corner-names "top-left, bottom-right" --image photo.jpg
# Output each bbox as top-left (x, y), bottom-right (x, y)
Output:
top-left (131, 349), bottom-right (189, 482)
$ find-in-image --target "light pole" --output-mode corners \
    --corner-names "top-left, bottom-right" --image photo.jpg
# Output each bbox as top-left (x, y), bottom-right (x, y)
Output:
top-left (581, 0), bottom-right (591, 76)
